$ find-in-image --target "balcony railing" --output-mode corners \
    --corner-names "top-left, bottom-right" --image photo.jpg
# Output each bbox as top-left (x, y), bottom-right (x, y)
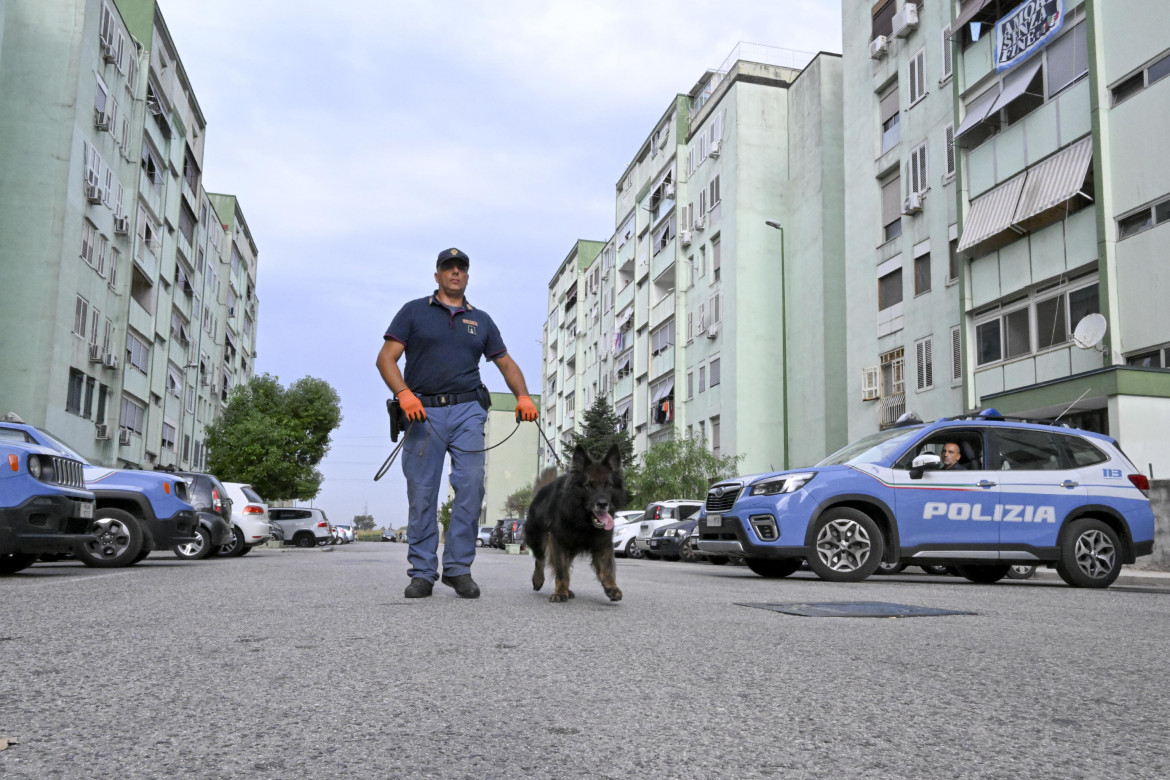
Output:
top-left (879, 393), bottom-right (906, 429)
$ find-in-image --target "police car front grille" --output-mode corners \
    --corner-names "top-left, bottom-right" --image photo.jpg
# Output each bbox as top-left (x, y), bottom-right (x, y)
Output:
top-left (705, 487), bottom-right (742, 513)
top-left (52, 457), bottom-right (85, 489)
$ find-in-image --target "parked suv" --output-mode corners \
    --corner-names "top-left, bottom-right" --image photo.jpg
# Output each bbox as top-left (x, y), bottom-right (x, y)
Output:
top-left (634, 500), bottom-right (703, 558)
top-left (1, 440), bottom-right (97, 574)
top-left (220, 482), bottom-right (272, 557)
top-left (0, 415), bottom-right (197, 567)
top-left (611, 509), bottom-right (647, 558)
top-left (171, 471), bottom-right (234, 560)
top-left (696, 410), bottom-right (1155, 588)
top-left (268, 507), bottom-right (333, 548)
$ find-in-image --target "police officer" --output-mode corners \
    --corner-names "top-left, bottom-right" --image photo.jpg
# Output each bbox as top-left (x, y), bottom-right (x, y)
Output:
top-left (941, 442), bottom-right (967, 470)
top-left (376, 248), bottom-right (538, 599)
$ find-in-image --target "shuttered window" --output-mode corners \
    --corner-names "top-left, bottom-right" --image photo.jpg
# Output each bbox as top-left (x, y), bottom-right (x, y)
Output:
top-left (951, 326), bottom-right (963, 381)
top-left (908, 49), bottom-right (926, 104)
top-left (916, 337), bottom-right (934, 391)
top-left (910, 143), bottom-right (928, 195)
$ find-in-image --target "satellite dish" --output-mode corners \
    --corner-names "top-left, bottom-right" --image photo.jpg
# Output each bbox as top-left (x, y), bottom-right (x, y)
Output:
top-left (1072, 313), bottom-right (1107, 350)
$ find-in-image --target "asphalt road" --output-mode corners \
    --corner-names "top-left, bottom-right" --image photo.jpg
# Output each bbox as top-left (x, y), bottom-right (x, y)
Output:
top-left (2, 543), bottom-right (1169, 779)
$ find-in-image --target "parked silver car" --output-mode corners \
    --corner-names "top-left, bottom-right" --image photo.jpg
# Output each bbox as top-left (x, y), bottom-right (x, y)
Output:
top-left (267, 507), bottom-right (332, 548)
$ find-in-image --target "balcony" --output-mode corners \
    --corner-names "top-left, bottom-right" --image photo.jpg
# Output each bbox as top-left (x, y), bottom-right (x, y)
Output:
top-left (616, 279), bottom-right (635, 314)
top-left (650, 293), bottom-right (676, 330)
top-left (651, 345), bottom-right (675, 379)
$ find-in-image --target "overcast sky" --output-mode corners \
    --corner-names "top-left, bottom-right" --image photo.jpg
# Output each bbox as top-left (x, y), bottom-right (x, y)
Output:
top-left (161, 0), bottom-right (842, 529)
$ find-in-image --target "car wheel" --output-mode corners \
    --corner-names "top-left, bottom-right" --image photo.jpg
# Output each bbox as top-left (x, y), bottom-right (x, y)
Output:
top-left (217, 527), bottom-right (247, 557)
top-left (875, 560), bottom-right (906, 575)
top-left (238, 545), bottom-right (254, 556)
top-left (76, 507), bottom-right (144, 568)
top-left (919, 563), bottom-right (951, 576)
top-left (1006, 564), bottom-right (1037, 580)
top-left (174, 526), bottom-right (213, 560)
top-left (1056, 518), bottom-right (1122, 589)
top-left (475, 539), bottom-right (484, 548)
top-left (745, 558), bottom-right (802, 578)
top-left (294, 533), bottom-right (317, 548)
top-left (953, 563), bottom-right (1011, 584)
top-left (129, 547), bottom-right (151, 565)
top-left (680, 539), bottom-right (699, 563)
top-left (807, 508), bottom-right (884, 582)
top-left (624, 539), bottom-right (645, 560)
top-left (0, 553), bottom-right (38, 575)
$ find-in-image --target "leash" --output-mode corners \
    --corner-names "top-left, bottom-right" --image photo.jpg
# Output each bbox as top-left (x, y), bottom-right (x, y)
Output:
top-left (373, 417), bottom-right (526, 481)
top-left (536, 419), bottom-right (566, 469)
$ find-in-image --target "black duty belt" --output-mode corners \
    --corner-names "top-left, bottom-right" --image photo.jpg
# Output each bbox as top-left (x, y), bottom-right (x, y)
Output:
top-left (416, 390), bottom-right (479, 407)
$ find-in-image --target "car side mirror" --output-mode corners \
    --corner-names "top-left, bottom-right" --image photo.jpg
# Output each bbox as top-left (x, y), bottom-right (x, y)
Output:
top-left (909, 453), bottom-right (942, 479)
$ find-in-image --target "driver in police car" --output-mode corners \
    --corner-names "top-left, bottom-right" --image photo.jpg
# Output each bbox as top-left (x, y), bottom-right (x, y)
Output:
top-left (941, 442), bottom-right (967, 470)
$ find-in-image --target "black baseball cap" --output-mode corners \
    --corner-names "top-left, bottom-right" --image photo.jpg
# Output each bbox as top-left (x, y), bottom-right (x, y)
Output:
top-left (437, 247), bottom-right (470, 270)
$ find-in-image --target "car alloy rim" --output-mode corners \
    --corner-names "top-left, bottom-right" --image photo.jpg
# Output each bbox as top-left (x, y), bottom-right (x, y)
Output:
top-left (178, 532), bottom-right (205, 557)
top-left (815, 518), bottom-right (872, 572)
top-left (1074, 529), bottom-right (1116, 579)
top-left (86, 517), bottom-right (132, 559)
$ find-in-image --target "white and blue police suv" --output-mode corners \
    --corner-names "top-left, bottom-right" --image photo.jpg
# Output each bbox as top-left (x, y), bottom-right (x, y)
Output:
top-left (696, 411), bottom-right (1154, 588)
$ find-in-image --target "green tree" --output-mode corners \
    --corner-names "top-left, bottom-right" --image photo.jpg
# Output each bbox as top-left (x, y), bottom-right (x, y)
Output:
top-left (568, 396), bottom-right (635, 466)
top-left (353, 513), bottom-right (376, 531)
top-left (625, 435), bottom-right (744, 508)
top-left (502, 484), bottom-right (533, 519)
top-left (205, 373), bottom-right (343, 502)
top-left (438, 498), bottom-right (453, 535)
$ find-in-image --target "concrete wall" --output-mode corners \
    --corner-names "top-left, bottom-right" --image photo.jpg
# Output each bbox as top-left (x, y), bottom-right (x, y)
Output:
top-left (1134, 479), bottom-right (1170, 571)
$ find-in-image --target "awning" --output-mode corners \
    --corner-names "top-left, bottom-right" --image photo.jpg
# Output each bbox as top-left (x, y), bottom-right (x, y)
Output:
top-left (615, 399), bottom-right (632, 418)
top-left (652, 379), bottom-right (675, 404)
top-left (1013, 136), bottom-right (1093, 227)
top-left (616, 352), bottom-right (632, 373)
top-left (954, 88), bottom-right (1000, 141)
top-left (952, 0), bottom-right (993, 33)
top-left (987, 56), bottom-right (1043, 115)
top-left (224, 330), bottom-right (238, 351)
top-left (617, 306), bottom-right (634, 329)
top-left (957, 172), bottom-right (1026, 253)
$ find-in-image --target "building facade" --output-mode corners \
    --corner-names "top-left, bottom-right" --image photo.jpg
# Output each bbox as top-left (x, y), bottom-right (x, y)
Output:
top-left (0, 0), bottom-right (259, 471)
top-left (481, 391), bottom-right (541, 527)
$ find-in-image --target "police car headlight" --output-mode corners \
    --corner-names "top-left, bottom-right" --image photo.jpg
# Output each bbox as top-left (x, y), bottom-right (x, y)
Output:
top-left (749, 472), bottom-right (816, 496)
top-left (27, 455), bottom-right (42, 480)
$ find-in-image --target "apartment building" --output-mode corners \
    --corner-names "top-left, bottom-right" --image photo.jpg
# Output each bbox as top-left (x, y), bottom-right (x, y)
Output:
top-left (481, 391), bottom-right (541, 527)
top-left (0, 0), bottom-right (258, 471)
top-left (542, 45), bottom-right (847, 475)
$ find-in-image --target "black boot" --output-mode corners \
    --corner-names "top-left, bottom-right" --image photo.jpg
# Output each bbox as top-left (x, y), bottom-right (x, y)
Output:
top-left (404, 578), bottom-right (434, 598)
top-left (440, 573), bottom-right (480, 599)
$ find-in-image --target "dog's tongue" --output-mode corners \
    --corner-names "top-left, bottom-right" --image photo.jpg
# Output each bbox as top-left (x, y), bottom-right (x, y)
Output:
top-left (594, 510), bottom-right (614, 530)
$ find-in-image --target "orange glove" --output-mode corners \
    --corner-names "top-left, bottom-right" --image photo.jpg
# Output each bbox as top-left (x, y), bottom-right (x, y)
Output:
top-left (515, 395), bottom-right (538, 422)
top-left (397, 389), bottom-right (426, 422)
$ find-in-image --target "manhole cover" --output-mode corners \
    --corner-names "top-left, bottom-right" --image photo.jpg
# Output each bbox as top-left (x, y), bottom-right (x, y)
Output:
top-left (737, 601), bottom-right (976, 618)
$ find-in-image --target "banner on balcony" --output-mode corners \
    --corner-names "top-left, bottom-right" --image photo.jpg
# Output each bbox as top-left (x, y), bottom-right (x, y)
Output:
top-left (996, 0), bottom-right (1063, 72)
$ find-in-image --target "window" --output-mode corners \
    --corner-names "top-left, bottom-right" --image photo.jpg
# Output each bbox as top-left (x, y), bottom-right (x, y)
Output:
top-left (941, 26), bottom-right (954, 81)
top-left (878, 268), bottom-right (903, 311)
top-left (73, 296), bottom-right (89, 338)
top-left (120, 396), bottom-right (145, 435)
top-left (699, 365), bottom-right (706, 393)
top-left (179, 203), bottom-right (196, 245)
top-left (975, 281), bottom-right (1100, 366)
top-left (650, 324), bottom-right (674, 355)
top-left (951, 325), bottom-right (963, 382)
top-left (66, 369), bottom-right (85, 415)
top-left (908, 49), bottom-right (926, 105)
top-left (880, 85), bottom-right (900, 154)
top-left (1117, 194), bottom-right (1170, 240)
top-left (707, 292), bottom-right (722, 327)
top-left (711, 416), bottom-right (721, 457)
top-left (872, 0), bottom-right (895, 40)
top-left (915, 337), bottom-right (933, 391)
top-left (711, 238), bottom-right (721, 281)
top-left (126, 330), bottom-right (150, 373)
top-left (881, 175), bottom-right (902, 241)
top-left (708, 175), bottom-right (721, 209)
top-left (81, 220), bottom-right (97, 265)
top-left (909, 142), bottom-right (928, 195)
top-left (162, 422), bottom-right (177, 452)
top-left (1112, 52), bottom-right (1170, 105)
top-left (988, 429), bottom-right (1063, 471)
top-left (709, 357), bottom-right (721, 387)
top-left (948, 237), bottom-right (959, 282)
top-left (1062, 434), bottom-right (1108, 468)
top-left (95, 235), bottom-right (108, 277)
top-left (914, 252), bottom-right (931, 295)
top-left (944, 123), bottom-right (956, 178)
top-left (687, 370), bottom-right (694, 399)
top-left (652, 219), bottom-right (675, 255)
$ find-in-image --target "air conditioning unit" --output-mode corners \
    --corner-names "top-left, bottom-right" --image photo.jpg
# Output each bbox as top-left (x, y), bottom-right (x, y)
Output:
top-left (891, 4), bottom-right (919, 38)
top-left (85, 183), bottom-right (103, 204)
top-left (94, 108), bottom-right (110, 130)
top-left (663, 182), bottom-right (675, 198)
top-left (118, 429), bottom-right (131, 446)
top-left (869, 36), bottom-right (889, 60)
top-left (102, 41), bottom-right (117, 62)
top-left (706, 322), bottom-right (720, 339)
top-left (113, 216), bottom-right (129, 235)
top-left (102, 353), bottom-right (118, 369)
top-left (210, 383), bottom-right (220, 396)
top-left (680, 230), bottom-right (693, 247)
top-left (89, 343), bottom-right (103, 362)
top-left (902, 192), bottom-right (923, 215)
top-left (693, 215), bottom-right (707, 231)
top-left (709, 140), bottom-right (721, 158)
top-left (95, 424), bottom-right (110, 440)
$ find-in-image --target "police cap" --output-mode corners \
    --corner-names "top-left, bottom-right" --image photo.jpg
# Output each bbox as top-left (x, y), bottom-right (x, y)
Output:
top-left (436, 247), bottom-right (470, 270)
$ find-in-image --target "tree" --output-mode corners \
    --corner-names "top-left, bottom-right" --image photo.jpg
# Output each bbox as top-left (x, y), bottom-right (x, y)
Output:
top-left (204, 373), bottom-right (343, 502)
top-left (625, 435), bottom-right (744, 508)
top-left (568, 396), bottom-right (635, 467)
top-left (438, 498), bottom-right (453, 535)
top-left (353, 513), bottom-right (376, 531)
top-left (502, 484), bottom-right (533, 519)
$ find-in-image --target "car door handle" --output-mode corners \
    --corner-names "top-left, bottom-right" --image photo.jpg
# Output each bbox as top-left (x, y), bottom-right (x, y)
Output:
top-left (977, 480), bottom-right (997, 488)
top-left (1060, 480), bottom-right (1079, 489)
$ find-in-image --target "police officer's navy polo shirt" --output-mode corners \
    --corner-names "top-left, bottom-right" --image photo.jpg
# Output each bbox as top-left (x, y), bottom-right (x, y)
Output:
top-left (385, 293), bottom-right (506, 395)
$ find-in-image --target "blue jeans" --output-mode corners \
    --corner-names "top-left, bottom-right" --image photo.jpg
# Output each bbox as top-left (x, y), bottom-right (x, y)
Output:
top-left (401, 401), bottom-right (487, 582)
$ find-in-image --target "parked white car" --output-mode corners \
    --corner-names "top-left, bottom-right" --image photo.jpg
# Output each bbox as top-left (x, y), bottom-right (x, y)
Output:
top-left (332, 523), bottom-right (355, 543)
top-left (219, 482), bottom-right (273, 557)
top-left (611, 510), bottom-right (646, 558)
top-left (634, 500), bottom-right (703, 557)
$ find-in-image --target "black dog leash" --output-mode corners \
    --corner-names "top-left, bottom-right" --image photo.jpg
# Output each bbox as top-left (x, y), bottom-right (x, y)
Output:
top-left (373, 416), bottom-right (526, 481)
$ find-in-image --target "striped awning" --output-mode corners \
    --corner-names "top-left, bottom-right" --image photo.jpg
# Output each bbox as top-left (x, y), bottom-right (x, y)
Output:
top-left (651, 378), bottom-right (675, 403)
top-left (957, 173), bottom-right (1026, 253)
top-left (1013, 136), bottom-right (1094, 226)
top-left (615, 398), bottom-right (632, 418)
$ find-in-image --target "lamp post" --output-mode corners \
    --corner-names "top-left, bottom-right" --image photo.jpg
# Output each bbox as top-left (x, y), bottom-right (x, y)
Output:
top-left (764, 220), bottom-right (789, 470)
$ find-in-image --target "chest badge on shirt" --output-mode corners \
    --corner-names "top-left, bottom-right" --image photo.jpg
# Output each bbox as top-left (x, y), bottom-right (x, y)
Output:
top-left (462, 318), bottom-right (478, 335)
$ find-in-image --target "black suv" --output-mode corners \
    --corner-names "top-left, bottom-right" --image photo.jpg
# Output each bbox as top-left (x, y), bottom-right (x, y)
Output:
top-left (171, 471), bottom-right (234, 560)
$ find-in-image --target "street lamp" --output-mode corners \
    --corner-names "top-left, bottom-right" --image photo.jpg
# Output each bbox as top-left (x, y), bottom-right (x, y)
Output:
top-left (764, 220), bottom-right (789, 470)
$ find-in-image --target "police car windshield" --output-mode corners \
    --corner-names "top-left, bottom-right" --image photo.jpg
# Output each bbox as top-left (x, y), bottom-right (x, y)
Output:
top-left (817, 426), bottom-right (923, 467)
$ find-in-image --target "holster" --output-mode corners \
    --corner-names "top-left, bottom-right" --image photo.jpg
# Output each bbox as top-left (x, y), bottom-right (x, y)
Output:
top-left (387, 398), bottom-right (407, 442)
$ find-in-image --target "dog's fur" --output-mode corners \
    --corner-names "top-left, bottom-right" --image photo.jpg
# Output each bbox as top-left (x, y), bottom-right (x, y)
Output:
top-left (524, 444), bottom-right (626, 603)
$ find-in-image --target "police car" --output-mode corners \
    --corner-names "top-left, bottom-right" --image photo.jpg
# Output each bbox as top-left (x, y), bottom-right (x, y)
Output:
top-left (695, 411), bottom-right (1155, 588)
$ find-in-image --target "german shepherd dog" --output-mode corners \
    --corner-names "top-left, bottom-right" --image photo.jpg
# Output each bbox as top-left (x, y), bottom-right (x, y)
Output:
top-left (525, 444), bottom-right (626, 603)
